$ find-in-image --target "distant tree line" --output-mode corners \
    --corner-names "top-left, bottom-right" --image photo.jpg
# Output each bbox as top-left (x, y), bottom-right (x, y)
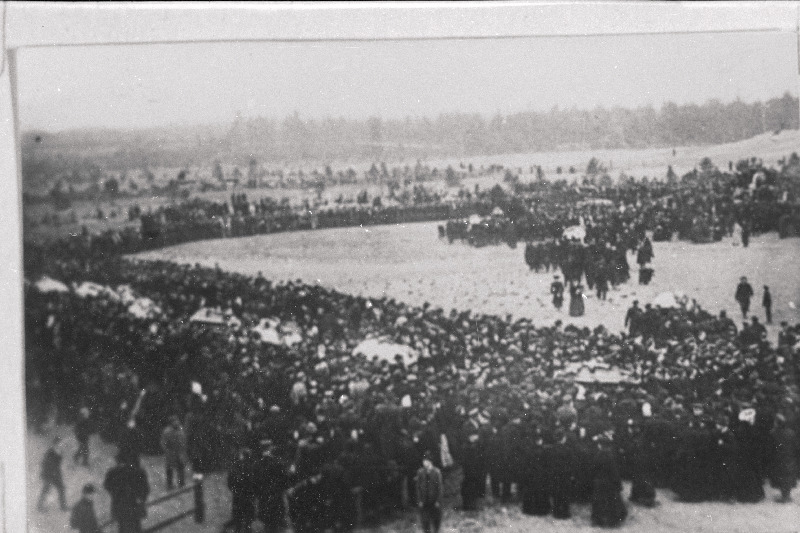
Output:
top-left (21, 93), bottom-right (799, 187)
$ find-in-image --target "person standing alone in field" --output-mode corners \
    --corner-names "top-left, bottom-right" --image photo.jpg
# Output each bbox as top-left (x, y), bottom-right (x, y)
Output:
top-left (762, 286), bottom-right (772, 325)
top-left (160, 415), bottom-right (188, 490)
top-left (415, 452), bottom-right (443, 533)
top-left (735, 277), bottom-right (754, 319)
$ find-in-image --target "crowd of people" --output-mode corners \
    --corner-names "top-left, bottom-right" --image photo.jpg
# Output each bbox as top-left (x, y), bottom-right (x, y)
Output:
top-left (26, 243), bottom-right (800, 531)
top-left (23, 154), bottom-right (800, 532)
top-left (442, 156), bottom-right (799, 252)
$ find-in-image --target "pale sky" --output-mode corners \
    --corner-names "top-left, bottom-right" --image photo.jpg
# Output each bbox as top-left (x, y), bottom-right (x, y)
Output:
top-left (17, 30), bottom-right (799, 132)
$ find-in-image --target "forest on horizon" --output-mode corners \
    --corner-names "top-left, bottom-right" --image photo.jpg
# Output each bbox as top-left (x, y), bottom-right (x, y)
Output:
top-left (21, 93), bottom-right (799, 189)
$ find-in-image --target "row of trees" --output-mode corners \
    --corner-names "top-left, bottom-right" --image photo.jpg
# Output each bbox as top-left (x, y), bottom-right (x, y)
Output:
top-left (223, 93), bottom-right (799, 161)
top-left (21, 94), bottom-right (799, 189)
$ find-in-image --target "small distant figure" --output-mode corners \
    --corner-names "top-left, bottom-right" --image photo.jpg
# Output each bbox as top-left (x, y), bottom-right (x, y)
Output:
top-left (741, 222), bottom-right (751, 248)
top-left (749, 316), bottom-right (767, 341)
top-left (636, 238), bottom-right (653, 267)
top-left (37, 436), bottom-right (67, 512)
top-left (569, 284), bottom-right (585, 317)
top-left (638, 266), bottom-right (654, 285)
top-left (73, 407), bottom-right (92, 467)
top-left (550, 275), bottom-right (564, 310)
top-left (415, 451), bottom-right (443, 533)
top-left (625, 301), bottom-right (641, 336)
top-left (735, 276), bottom-right (754, 318)
top-left (762, 286), bottom-right (772, 324)
top-left (70, 483), bottom-right (101, 533)
top-left (160, 415), bottom-right (189, 490)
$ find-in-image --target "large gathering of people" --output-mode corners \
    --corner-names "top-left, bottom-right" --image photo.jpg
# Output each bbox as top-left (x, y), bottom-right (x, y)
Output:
top-left (26, 246), bottom-right (800, 531)
top-left (23, 154), bottom-right (800, 533)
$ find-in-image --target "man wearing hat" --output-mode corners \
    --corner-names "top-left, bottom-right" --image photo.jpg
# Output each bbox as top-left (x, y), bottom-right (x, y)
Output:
top-left (104, 451), bottom-right (150, 533)
top-left (415, 451), bottom-right (443, 533)
top-left (70, 484), bottom-right (101, 533)
top-left (735, 276), bottom-right (754, 319)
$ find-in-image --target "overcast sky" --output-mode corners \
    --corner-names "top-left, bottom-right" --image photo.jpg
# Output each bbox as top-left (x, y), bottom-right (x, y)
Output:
top-left (16, 28), bottom-right (799, 132)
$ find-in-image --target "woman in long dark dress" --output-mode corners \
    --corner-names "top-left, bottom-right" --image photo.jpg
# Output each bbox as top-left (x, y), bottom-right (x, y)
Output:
top-left (520, 437), bottom-right (551, 516)
top-left (590, 438), bottom-right (628, 528)
top-left (569, 284), bottom-right (585, 317)
top-left (548, 432), bottom-right (574, 519)
top-left (629, 429), bottom-right (657, 507)
top-left (769, 415), bottom-right (798, 503)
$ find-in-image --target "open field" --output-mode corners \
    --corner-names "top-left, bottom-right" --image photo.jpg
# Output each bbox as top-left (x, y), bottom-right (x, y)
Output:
top-left (135, 222), bottom-right (800, 341)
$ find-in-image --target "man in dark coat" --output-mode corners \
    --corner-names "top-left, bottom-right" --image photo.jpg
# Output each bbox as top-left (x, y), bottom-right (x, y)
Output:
top-left (103, 452), bottom-right (150, 533)
top-left (547, 431), bottom-right (574, 519)
top-left (415, 452), bottom-right (443, 533)
top-left (520, 435), bottom-right (551, 516)
top-left (459, 434), bottom-right (484, 511)
top-left (624, 301), bottom-right (641, 337)
top-left (628, 427), bottom-right (657, 507)
top-left (226, 448), bottom-right (257, 533)
top-left (70, 484), bottom-right (101, 533)
top-left (550, 275), bottom-right (564, 310)
top-left (591, 437), bottom-right (627, 528)
top-left (769, 415), bottom-right (798, 502)
top-left (729, 410), bottom-right (766, 503)
top-left (37, 436), bottom-right (67, 512)
top-left (255, 443), bottom-right (290, 532)
top-left (319, 458), bottom-right (356, 532)
top-left (735, 276), bottom-right (754, 319)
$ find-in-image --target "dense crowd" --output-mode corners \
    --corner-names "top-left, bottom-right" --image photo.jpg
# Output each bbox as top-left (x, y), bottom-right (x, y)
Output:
top-left (444, 158), bottom-right (799, 251)
top-left (26, 244), bottom-right (800, 531)
top-left (24, 155), bottom-right (800, 532)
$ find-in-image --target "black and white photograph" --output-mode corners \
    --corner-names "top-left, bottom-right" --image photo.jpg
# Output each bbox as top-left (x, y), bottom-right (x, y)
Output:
top-left (2, 2), bottom-right (800, 532)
